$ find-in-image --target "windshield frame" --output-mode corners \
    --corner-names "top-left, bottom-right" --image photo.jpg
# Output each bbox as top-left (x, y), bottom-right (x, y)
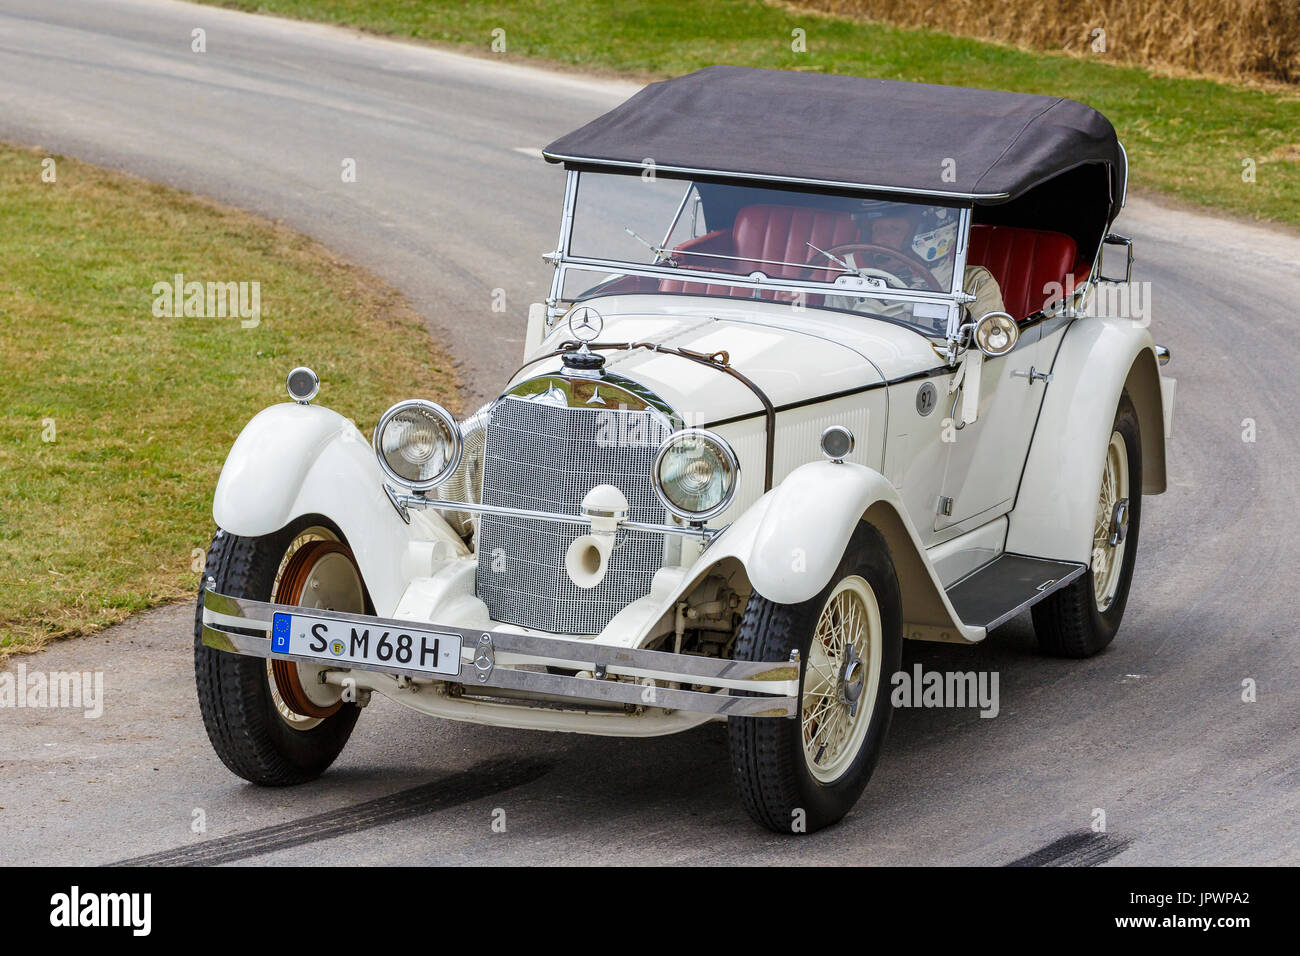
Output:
top-left (545, 169), bottom-right (975, 340)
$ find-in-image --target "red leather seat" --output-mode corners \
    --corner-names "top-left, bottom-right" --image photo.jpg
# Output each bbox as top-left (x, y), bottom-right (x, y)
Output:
top-left (657, 229), bottom-right (741, 297)
top-left (967, 224), bottom-right (1079, 321)
top-left (659, 204), bottom-right (859, 300)
top-left (731, 204), bottom-right (859, 282)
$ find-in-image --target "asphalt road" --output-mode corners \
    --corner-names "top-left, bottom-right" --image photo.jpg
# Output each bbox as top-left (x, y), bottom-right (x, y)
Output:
top-left (2, 0), bottom-right (1298, 866)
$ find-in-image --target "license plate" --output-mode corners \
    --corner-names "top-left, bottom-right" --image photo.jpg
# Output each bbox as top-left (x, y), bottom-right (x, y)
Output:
top-left (270, 612), bottom-right (463, 677)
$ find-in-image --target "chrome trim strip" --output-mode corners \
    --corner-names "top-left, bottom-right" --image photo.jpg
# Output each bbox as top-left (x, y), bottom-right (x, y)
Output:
top-left (541, 152), bottom-right (1009, 201)
top-left (200, 589), bottom-right (798, 718)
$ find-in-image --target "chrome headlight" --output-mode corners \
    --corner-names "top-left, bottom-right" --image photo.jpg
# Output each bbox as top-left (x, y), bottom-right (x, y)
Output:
top-left (373, 400), bottom-right (462, 491)
top-left (652, 428), bottom-right (740, 521)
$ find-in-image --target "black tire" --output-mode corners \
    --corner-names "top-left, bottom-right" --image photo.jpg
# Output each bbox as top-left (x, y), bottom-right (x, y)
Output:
top-left (1031, 391), bottom-right (1142, 658)
top-left (194, 520), bottom-right (361, 786)
top-left (728, 522), bottom-right (903, 834)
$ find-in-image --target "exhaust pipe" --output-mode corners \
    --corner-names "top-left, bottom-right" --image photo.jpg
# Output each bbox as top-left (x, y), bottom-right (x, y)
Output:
top-left (564, 484), bottom-right (629, 590)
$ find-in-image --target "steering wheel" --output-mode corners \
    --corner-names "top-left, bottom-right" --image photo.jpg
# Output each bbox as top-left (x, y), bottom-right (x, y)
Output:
top-left (820, 242), bottom-right (944, 292)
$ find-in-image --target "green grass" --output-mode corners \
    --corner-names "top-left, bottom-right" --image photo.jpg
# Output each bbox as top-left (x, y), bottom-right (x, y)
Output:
top-left (0, 145), bottom-right (458, 658)
top-left (204, 0), bottom-right (1300, 227)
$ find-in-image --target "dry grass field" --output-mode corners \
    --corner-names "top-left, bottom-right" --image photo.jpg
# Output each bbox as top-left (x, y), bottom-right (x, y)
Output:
top-left (797, 0), bottom-right (1300, 85)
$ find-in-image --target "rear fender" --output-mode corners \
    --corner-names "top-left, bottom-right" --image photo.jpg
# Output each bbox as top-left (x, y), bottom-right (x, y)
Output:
top-left (1007, 317), bottom-right (1171, 563)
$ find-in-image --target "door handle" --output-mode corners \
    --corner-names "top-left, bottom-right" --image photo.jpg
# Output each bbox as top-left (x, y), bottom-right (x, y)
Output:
top-left (1013, 366), bottom-right (1053, 384)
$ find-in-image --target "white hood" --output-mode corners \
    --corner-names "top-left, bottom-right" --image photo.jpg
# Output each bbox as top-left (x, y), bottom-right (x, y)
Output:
top-left (517, 295), bottom-right (942, 423)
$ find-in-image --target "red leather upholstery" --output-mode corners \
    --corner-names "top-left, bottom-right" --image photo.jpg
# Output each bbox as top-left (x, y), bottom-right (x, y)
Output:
top-left (732, 204), bottom-right (859, 282)
top-left (657, 229), bottom-right (740, 296)
top-left (659, 204), bottom-right (860, 300)
top-left (967, 224), bottom-right (1078, 321)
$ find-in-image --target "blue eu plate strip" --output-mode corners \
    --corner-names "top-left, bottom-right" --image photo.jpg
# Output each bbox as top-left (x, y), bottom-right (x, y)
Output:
top-left (271, 612), bottom-right (292, 653)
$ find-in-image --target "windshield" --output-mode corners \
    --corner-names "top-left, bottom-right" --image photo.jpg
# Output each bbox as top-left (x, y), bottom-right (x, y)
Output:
top-left (561, 171), bottom-right (966, 337)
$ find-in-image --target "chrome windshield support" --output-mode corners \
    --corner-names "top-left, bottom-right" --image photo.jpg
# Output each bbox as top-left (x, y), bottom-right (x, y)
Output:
top-left (546, 169), bottom-right (580, 325)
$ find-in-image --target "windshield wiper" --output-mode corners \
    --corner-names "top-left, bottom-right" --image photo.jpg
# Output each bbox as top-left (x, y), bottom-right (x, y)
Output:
top-left (806, 241), bottom-right (883, 284)
top-left (625, 226), bottom-right (678, 267)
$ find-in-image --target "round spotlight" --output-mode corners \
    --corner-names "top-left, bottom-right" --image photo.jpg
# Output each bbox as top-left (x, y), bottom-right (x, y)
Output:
top-left (286, 366), bottom-right (319, 404)
top-left (652, 429), bottom-right (740, 522)
top-left (372, 400), bottom-right (463, 492)
top-left (820, 425), bottom-right (855, 463)
top-left (973, 311), bottom-right (1019, 357)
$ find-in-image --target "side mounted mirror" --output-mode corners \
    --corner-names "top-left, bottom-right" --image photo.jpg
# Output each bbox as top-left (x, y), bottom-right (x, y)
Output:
top-left (1099, 233), bottom-right (1134, 284)
top-left (972, 311), bottom-right (1019, 357)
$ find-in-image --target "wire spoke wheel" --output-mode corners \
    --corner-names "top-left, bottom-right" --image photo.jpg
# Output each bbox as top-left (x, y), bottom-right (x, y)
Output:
top-left (728, 522), bottom-right (901, 833)
top-left (1091, 430), bottom-right (1130, 613)
top-left (801, 575), bottom-right (883, 784)
top-left (267, 528), bottom-right (366, 730)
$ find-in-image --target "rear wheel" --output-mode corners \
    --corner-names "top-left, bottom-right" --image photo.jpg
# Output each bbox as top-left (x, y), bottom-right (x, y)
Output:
top-left (194, 520), bottom-right (365, 785)
top-left (728, 522), bottom-right (902, 834)
top-left (1031, 391), bottom-right (1142, 658)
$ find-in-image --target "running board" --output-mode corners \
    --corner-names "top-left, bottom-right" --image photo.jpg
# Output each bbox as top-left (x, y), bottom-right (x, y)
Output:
top-left (945, 554), bottom-right (1087, 631)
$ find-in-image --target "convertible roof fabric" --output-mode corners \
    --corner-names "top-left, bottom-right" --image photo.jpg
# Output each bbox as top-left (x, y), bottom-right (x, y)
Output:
top-left (544, 66), bottom-right (1125, 218)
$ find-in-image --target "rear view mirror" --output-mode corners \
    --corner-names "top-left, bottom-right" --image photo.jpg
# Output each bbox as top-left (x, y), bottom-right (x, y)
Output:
top-left (1099, 233), bottom-right (1134, 284)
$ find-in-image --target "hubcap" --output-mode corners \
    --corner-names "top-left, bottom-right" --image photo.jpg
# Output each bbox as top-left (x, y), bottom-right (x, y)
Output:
top-left (801, 575), bottom-right (883, 784)
top-left (268, 528), bottom-right (366, 730)
top-left (1092, 430), bottom-right (1130, 612)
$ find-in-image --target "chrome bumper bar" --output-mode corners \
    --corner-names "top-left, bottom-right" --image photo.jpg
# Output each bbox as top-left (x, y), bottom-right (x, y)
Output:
top-left (200, 588), bottom-right (798, 718)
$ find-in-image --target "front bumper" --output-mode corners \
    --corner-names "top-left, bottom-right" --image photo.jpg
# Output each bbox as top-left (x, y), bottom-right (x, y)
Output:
top-left (200, 588), bottom-right (799, 718)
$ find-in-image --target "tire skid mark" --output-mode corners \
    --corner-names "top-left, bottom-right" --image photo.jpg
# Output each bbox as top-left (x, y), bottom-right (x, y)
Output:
top-left (111, 759), bottom-right (551, 866)
top-left (1006, 831), bottom-right (1133, 867)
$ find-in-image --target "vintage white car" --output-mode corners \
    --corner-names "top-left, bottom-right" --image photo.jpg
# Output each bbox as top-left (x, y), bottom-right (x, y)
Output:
top-left (196, 67), bottom-right (1175, 833)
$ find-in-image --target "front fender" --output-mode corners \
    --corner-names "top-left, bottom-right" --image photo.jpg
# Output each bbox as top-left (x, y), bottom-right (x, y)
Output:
top-left (213, 403), bottom-right (357, 534)
top-left (1007, 317), bottom-right (1172, 564)
top-left (697, 460), bottom-right (981, 642)
top-left (212, 403), bottom-right (461, 616)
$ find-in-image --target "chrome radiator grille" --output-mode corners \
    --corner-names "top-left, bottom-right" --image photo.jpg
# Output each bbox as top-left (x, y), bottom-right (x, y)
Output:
top-left (475, 393), bottom-right (671, 635)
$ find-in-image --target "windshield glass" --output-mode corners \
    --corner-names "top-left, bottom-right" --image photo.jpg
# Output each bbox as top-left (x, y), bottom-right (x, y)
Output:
top-left (563, 171), bottom-right (965, 337)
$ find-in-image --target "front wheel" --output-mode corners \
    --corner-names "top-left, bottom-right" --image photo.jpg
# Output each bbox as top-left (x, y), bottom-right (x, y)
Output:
top-left (194, 519), bottom-right (366, 785)
top-left (728, 522), bottom-right (902, 834)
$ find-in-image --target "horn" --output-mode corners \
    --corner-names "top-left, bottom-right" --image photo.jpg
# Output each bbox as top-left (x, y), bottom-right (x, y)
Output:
top-left (565, 532), bottom-right (616, 589)
top-left (564, 483), bottom-right (629, 589)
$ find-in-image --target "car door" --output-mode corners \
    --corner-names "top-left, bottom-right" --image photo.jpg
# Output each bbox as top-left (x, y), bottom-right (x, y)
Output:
top-left (932, 322), bottom-right (1060, 532)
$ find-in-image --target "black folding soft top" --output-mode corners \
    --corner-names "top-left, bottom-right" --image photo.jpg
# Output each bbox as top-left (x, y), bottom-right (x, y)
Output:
top-left (544, 66), bottom-right (1126, 224)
